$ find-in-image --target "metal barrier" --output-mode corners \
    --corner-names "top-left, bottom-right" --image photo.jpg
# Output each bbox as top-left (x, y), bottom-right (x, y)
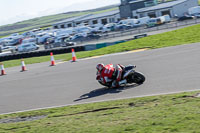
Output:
top-left (84, 44), bottom-right (96, 51)
top-left (134, 34), bottom-right (147, 39)
top-left (1, 18), bottom-right (200, 61)
top-left (0, 46), bottom-right (85, 62)
top-left (75, 18), bottom-right (200, 45)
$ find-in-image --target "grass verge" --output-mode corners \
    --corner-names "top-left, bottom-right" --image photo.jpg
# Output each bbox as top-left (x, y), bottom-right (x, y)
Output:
top-left (0, 91), bottom-right (200, 133)
top-left (2, 24), bottom-right (200, 68)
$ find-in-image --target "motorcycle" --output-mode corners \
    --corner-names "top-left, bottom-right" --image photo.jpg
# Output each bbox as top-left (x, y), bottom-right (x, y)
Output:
top-left (97, 65), bottom-right (145, 88)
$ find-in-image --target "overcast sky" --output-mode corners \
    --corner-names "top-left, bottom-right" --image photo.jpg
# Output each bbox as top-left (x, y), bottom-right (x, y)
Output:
top-left (0, 0), bottom-right (120, 26)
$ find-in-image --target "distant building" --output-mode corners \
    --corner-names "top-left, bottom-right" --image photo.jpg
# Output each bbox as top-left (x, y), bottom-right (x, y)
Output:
top-left (52, 14), bottom-right (92, 29)
top-left (53, 0), bottom-right (198, 29)
top-left (119, 0), bottom-right (199, 19)
top-left (53, 10), bottom-right (120, 29)
top-left (75, 10), bottom-right (120, 26)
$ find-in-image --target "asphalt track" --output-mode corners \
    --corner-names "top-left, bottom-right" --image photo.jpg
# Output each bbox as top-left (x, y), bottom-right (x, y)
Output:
top-left (0, 43), bottom-right (200, 114)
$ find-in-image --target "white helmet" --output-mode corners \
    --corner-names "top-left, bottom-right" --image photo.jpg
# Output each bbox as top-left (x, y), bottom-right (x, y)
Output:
top-left (96, 63), bottom-right (104, 71)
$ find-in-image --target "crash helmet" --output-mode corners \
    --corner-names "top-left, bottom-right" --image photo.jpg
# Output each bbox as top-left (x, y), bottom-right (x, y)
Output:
top-left (96, 63), bottom-right (104, 71)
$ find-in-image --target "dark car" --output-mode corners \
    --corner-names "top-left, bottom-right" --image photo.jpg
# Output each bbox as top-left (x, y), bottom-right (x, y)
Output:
top-left (117, 24), bottom-right (132, 30)
top-left (61, 42), bottom-right (76, 47)
top-left (194, 14), bottom-right (200, 18)
top-left (87, 34), bottom-right (101, 39)
top-left (70, 34), bottom-right (85, 42)
top-left (177, 15), bottom-right (194, 21)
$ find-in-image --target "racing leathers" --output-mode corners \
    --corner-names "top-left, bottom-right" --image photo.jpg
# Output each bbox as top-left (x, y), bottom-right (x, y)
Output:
top-left (97, 64), bottom-right (127, 88)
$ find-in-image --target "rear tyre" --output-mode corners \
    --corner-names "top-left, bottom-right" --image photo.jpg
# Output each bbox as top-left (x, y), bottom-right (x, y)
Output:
top-left (132, 72), bottom-right (145, 84)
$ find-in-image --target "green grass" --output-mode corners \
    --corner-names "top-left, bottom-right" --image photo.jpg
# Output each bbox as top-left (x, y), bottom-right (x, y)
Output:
top-left (2, 24), bottom-right (200, 68)
top-left (0, 91), bottom-right (200, 133)
top-left (0, 12), bottom-right (88, 36)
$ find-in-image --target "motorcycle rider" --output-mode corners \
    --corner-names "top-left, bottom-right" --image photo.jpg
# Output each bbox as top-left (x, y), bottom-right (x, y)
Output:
top-left (96, 63), bottom-right (127, 88)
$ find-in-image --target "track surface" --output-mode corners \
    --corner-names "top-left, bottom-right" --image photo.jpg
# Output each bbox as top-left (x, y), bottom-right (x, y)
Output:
top-left (0, 43), bottom-right (200, 114)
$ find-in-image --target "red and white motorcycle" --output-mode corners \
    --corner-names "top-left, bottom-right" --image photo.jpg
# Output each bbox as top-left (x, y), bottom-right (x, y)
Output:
top-left (97, 65), bottom-right (145, 88)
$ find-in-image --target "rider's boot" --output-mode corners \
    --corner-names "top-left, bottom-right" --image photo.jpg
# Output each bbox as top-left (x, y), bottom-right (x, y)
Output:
top-left (119, 79), bottom-right (127, 86)
top-left (112, 80), bottom-right (118, 88)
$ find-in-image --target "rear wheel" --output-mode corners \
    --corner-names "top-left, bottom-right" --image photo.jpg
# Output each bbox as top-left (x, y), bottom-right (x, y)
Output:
top-left (132, 72), bottom-right (145, 84)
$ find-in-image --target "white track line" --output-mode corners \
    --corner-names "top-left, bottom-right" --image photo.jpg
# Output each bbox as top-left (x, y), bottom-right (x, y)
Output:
top-left (79, 49), bottom-right (148, 61)
top-left (1, 88), bottom-right (199, 115)
top-left (54, 49), bottom-right (148, 65)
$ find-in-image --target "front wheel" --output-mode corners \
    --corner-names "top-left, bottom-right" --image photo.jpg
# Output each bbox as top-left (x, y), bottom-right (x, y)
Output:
top-left (98, 81), bottom-right (112, 88)
top-left (132, 72), bottom-right (145, 84)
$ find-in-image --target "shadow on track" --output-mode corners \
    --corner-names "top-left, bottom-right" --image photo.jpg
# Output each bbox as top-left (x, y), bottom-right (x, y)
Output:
top-left (74, 84), bottom-right (140, 102)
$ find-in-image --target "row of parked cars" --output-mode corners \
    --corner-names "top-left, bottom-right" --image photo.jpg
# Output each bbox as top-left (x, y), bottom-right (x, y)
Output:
top-left (0, 26), bottom-right (105, 53)
top-left (0, 42), bottom-right (40, 53)
top-left (177, 14), bottom-right (200, 21)
top-left (177, 6), bottom-right (200, 21)
top-left (1, 6), bottom-right (200, 54)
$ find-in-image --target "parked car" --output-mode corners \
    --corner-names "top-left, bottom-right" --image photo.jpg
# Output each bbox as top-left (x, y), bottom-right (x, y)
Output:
top-left (0, 45), bottom-right (16, 53)
top-left (146, 18), bottom-right (163, 28)
top-left (44, 37), bottom-right (56, 49)
top-left (70, 34), bottom-right (85, 42)
top-left (17, 43), bottom-right (39, 53)
top-left (104, 23), bottom-right (117, 31)
top-left (1, 37), bottom-right (21, 46)
top-left (177, 15), bottom-right (194, 21)
top-left (74, 26), bottom-right (92, 34)
top-left (36, 33), bottom-right (53, 44)
top-left (98, 26), bottom-right (111, 33)
top-left (137, 16), bottom-right (150, 25)
top-left (188, 6), bottom-right (200, 15)
top-left (194, 14), bottom-right (200, 18)
top-left (158, 15), bottom-right (171, 23)
top-left (22, 38), bottom-right (37, 44)
top-left (61, 42), bottom-right (76, 47)
top-left (116, 24), bottom-right (132, 30)
top-left (90, 24), bottom-right (104, 33)
top-left (87, 34), bottom-right (101, 39)
top-left (146, 18), bottom-right (157, 27)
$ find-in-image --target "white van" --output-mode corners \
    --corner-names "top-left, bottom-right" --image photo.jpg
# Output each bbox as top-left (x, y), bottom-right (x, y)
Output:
top-left (188, 6), bottom-right (200, 15)
top-left (138, 16), bottom-right (150, 25)
top-left (118, 19), bottom-right (140, 27)
top-left (158, 15), bottom-right (171, 23)
top-left (17, 43), bottom-right (39, 53)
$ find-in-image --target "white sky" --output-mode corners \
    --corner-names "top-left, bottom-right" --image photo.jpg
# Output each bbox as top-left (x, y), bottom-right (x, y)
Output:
top-left (0, 0), bottom-right (120, 26)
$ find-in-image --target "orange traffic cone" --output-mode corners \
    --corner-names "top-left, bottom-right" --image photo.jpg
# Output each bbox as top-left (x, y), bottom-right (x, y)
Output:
top-left (71, 49), bottom-right (77, 62)
top-left (0, 62), bottom-right (6, 76)
top-left (21, 59), bottom-right (27, 72)
top-left (50, 52), bottom-right (55, 66)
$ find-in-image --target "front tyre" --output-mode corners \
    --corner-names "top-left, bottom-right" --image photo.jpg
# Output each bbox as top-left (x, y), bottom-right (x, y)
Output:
top-left (132, 72), bottom-right (145, 84)
top-left (98, 81), bottom-right (112, 88)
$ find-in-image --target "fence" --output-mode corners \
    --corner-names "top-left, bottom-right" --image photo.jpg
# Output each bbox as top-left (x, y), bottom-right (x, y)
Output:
top-left (0, 46), bottom-right (85, 62)
top-left (1, 18), bottom-right (200, 61)
top-left (75, 18), bottom-right (200, 44)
